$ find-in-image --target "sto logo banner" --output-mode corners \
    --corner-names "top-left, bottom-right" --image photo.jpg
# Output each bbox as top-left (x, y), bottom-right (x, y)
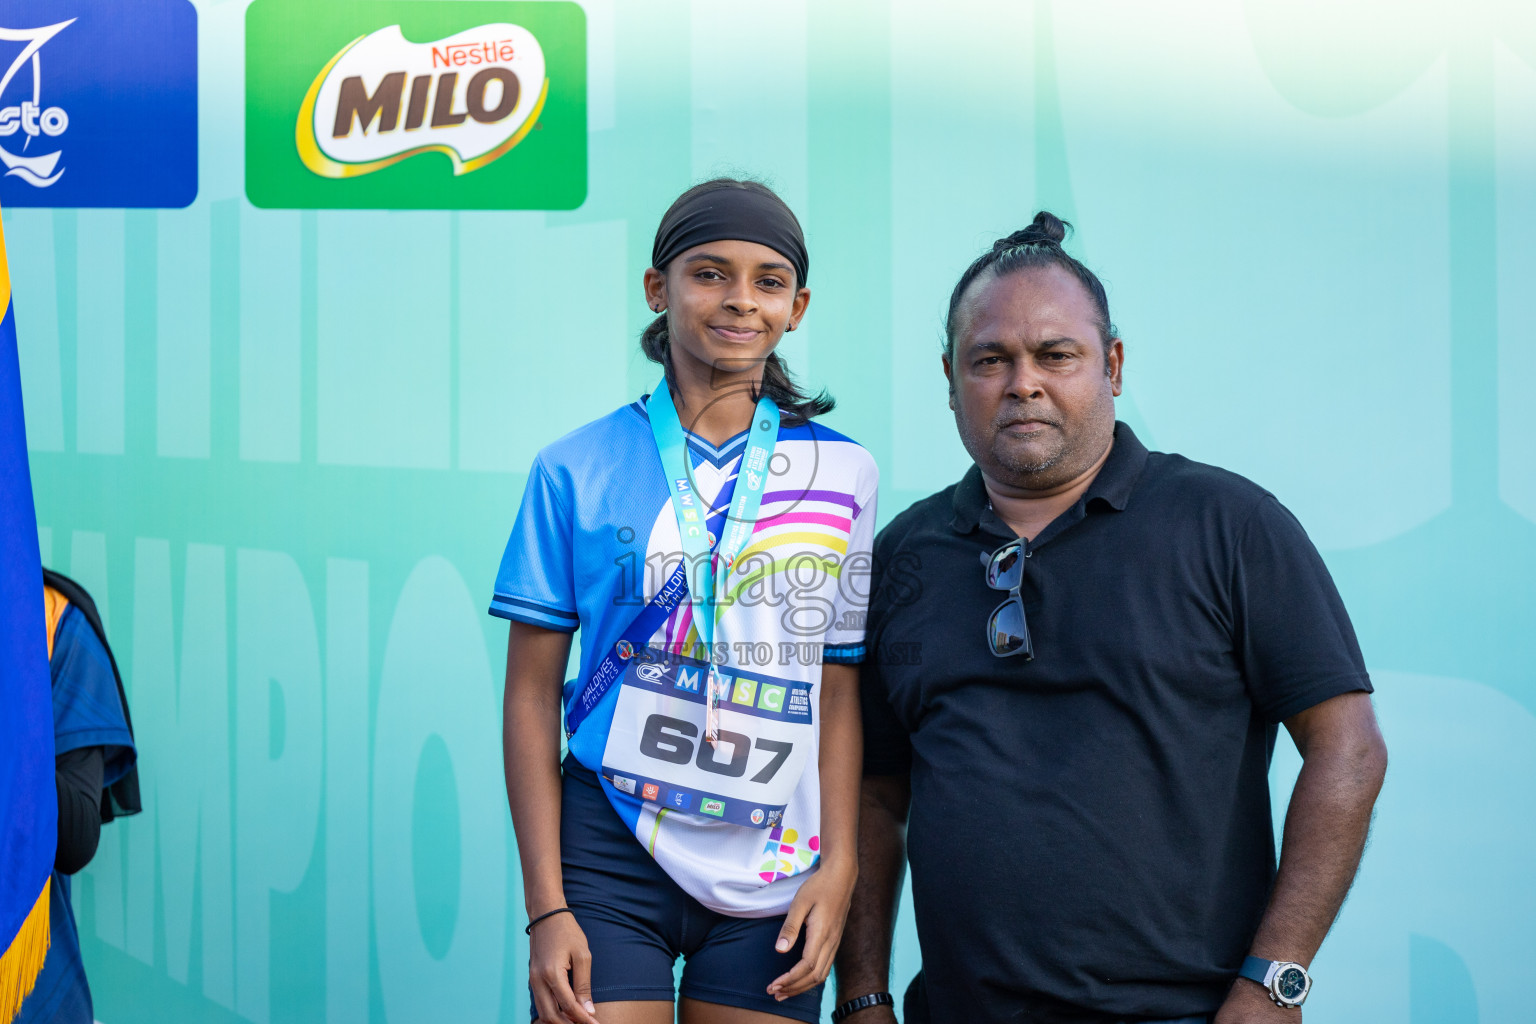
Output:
top-left (246, 1), bottom-right (586, 210)
top-left (0, 0), bottom-right (197, 208)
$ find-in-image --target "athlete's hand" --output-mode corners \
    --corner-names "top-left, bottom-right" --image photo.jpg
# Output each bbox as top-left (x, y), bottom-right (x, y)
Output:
top-left (767, 859), bottom-right (857, 1000)
top-left (529, 911), bottom-right (601, 1024)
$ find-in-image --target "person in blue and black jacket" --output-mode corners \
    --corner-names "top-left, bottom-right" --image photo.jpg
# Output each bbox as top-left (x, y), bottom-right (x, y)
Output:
top-left (17, 569), bottom-right (139, 1024)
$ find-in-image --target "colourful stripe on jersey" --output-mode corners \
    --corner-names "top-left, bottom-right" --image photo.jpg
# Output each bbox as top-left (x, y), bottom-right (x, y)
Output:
top-left (757, 511), bottom-right (853, 532)
top-left (761, 489), bottom-right (863, 517)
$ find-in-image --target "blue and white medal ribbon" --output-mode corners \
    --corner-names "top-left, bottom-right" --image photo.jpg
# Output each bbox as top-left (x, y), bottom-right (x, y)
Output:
top-left (648, 379), bottom-right (779, 744)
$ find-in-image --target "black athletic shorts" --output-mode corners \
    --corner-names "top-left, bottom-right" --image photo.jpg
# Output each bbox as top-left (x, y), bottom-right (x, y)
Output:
top-left (530, 756), bottom-right (823, 1022)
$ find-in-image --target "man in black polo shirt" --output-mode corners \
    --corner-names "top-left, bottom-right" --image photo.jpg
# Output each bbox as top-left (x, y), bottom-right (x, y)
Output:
top-left (832, 213), bottom-right (1387, 1024)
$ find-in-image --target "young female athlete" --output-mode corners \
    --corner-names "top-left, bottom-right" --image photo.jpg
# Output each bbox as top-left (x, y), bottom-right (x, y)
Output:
top-left (493, 179), bottom-right (878, 1024)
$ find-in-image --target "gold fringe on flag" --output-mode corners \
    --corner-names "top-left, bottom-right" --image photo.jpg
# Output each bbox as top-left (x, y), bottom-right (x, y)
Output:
top-left (0, 878), bottom-right (50, 1024)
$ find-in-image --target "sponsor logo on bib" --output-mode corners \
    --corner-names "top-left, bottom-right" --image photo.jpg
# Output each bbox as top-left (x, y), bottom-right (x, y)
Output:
top-left (700, 799), bottom-right (725, 817)
top-left (641, 783), bottom-right (659, 802)
top-left (610, 775), bottom-right (636, 795)
top-left (731, 677), bottom-right (758, 706)
top-left (750, 808), bottom-right (765, 825)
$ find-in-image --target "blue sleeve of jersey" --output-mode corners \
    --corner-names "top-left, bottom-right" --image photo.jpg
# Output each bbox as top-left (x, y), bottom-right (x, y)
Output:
top-left (489, 454), bottom-right (581, 632)
top-left (51, 606), bottom-right (137, 787)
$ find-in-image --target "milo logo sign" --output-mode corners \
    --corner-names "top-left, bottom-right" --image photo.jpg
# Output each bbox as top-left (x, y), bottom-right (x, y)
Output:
top-left (247, 1), bottom-right (585, 210)
top-left (300, 24), bottom-right (547, 178)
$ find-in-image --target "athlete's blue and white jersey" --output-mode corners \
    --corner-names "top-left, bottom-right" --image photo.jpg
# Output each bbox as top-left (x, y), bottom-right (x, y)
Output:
top-left (491, 396), bottom-right (878, 915)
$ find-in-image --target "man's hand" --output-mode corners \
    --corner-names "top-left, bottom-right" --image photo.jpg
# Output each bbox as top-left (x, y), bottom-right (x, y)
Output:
top-left (1219, 692), bottom-right (1383, 1024)
top-left (1213, 979), bottom-right (1301, 1024)
top-left (833, 774), bottom-right (911, 1017)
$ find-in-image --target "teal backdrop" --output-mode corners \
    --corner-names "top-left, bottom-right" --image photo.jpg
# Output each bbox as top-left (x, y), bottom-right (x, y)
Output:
top-left (5, 1), bottom-right (1535, 1021)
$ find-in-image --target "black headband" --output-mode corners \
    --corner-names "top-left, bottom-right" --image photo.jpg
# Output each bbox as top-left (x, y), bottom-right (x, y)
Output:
top-left (651, 185), bottom-right (809, 287)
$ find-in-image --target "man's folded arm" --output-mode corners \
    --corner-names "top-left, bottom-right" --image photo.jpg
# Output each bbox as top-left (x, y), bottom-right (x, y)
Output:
top-left (834, 772), bottom-right (910, 1022)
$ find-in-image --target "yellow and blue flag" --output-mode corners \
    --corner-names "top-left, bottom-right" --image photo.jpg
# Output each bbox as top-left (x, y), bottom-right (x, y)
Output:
top-left (0, 208), bottom-right (56, 1022)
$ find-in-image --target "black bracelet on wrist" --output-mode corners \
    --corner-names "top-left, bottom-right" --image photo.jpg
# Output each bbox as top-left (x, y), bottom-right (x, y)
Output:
top-left (831, 992), bottom-right (894, 1022)
top-left (524, 906), bottom-right (575, 935)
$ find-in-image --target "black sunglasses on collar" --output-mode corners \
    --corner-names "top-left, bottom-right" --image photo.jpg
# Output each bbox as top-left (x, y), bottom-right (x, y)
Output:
top-left (983, 539), bottom-right (1034, 659)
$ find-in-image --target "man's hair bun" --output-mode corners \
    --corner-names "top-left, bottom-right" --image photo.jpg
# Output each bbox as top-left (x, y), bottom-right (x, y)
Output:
top-left (947, 209), bottom-right (1114, 358)
top-left (991, 211), bottom-right (1070, 253)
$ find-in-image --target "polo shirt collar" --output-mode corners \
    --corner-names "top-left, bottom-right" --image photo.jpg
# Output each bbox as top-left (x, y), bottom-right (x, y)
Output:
top-left (949, 421), bottom-right (1150, 533)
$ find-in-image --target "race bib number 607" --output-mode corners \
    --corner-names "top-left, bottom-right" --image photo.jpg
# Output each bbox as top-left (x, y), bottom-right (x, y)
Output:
top-left (601, 653), bottom-right (814, 829)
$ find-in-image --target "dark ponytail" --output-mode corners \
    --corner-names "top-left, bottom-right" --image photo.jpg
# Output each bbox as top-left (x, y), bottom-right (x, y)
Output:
top-left (944, 211), bottom-right (1117, 359)
top-left (645, 178), bottom-right (834, 425)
